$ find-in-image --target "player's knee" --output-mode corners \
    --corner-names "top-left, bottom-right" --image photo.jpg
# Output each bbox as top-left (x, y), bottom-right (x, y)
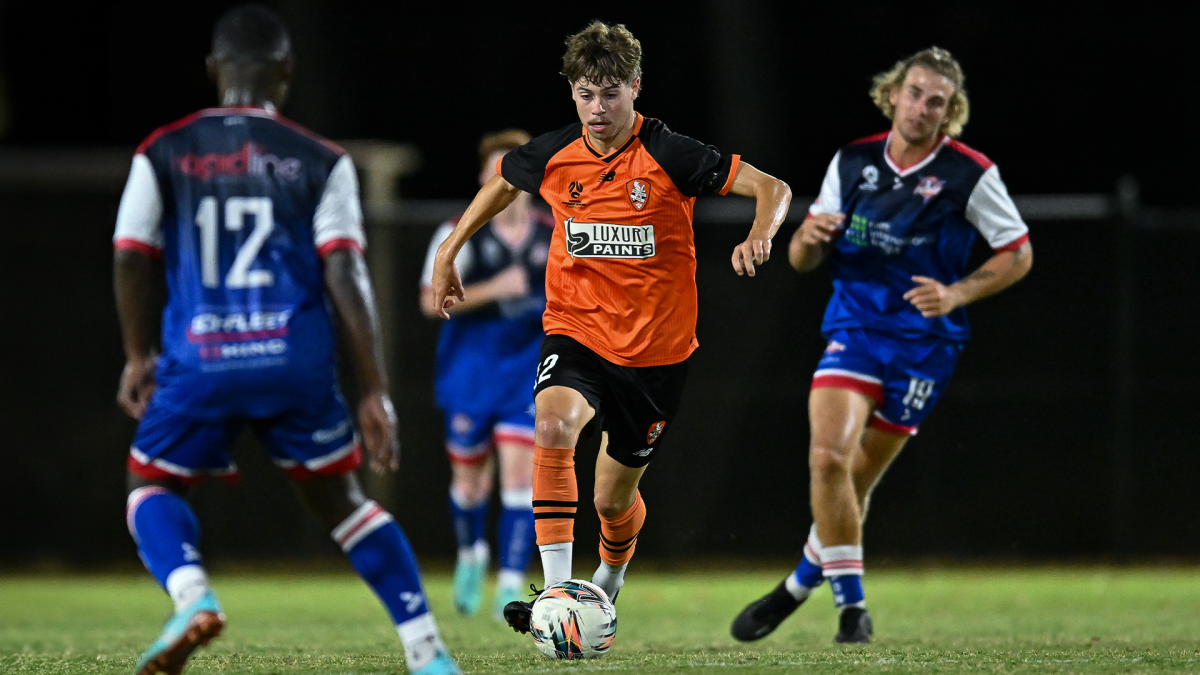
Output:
top-left (535, 412), bottom-right (582, 448)
top-left (810, 443), bottom-right (852, 478)
top-left (451, 472), bottom-right (492, 504)
top-left (593, 492), bottom-right (632, 519)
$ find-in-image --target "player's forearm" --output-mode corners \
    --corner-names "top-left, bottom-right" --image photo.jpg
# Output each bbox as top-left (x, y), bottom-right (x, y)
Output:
top-left (950, 242), bottom-right (1033, 306)
top-left (113, 250), bottom-right (164, 359)
top-left (788, 227), bottom-right (827, 273)
top-left (324, 249), bottom-right (389, 394)
top-left (749, 174), bottom-right (792, 241)
top-left (436, 175), bottom-right (521, 265)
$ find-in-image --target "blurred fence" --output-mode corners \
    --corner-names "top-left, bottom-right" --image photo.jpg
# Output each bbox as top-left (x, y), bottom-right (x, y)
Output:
top-left (2, 148), bottom-right (1199, 569)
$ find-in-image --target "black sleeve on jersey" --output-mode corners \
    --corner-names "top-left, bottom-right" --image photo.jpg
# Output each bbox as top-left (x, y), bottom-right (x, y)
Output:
top-left (639, 118), bottom-right (736, 198)
top-left (500, 123), bottom-right (582, 194)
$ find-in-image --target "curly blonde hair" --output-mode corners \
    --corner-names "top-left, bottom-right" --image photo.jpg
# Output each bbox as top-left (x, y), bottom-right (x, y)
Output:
top-left (870, 47), bottom-right (970, 137)
top-left (561, 20), bottom-right (642, 86)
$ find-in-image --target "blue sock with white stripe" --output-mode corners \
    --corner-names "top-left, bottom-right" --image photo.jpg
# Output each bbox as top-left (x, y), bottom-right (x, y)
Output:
top-left (822, 544), bottom-right (866, 608)
top-left (497, 488), bottom-right (535, 587)
top-left (333, 501), bottom-right (447, 670)
top-left (449, 487), bottom-right (488, 554)
top-left (126, 486), bottom-right (212, 611)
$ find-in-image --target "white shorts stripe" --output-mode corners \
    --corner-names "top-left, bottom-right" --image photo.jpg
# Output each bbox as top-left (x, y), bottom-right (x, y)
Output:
top-left (306, 435), bottom-right (360, 471)
top-left (812, 369), bottom-right (883, 385)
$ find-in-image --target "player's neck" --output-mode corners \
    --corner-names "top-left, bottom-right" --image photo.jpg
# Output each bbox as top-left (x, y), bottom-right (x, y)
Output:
top-left (219, 88), bottom-right (280, 111)
top-left (492, 200), bottom-right (531, 246)
top-left (886, 130), bottom-right (942, 170)
top-left (585, 111), bottom-right (637, 155)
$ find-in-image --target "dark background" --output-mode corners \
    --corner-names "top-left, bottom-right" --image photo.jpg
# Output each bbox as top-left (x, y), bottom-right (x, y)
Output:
top-left (1, 1), bottom-right (1197, 568)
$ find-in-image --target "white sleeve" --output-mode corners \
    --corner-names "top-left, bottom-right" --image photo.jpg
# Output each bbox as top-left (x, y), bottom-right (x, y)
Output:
top-left (113, 154), bottom-right (164, 250)
top-left (807, 151), bottom-right (842, 216)
top-left (419, 222), bottom-right (474, 286)
top-left (313, 154), bottom-right (367, 252)
top-left (966, 165), bottom-right (1029, 250)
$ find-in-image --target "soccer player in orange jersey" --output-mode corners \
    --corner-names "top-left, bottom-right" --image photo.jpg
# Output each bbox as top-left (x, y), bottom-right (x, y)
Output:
top-left (429, 21), bottom-right (791, 633)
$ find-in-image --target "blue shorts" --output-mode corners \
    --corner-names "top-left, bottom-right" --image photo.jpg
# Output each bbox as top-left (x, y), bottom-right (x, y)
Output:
top-left (128, 390), bottom-right (360, 485)
top-left (811, 328), bottom-right (963, 435)
top-left (443, 405), bottom-right (536, 465)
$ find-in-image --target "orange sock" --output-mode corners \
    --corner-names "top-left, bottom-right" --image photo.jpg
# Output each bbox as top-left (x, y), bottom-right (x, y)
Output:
top-left (598, 491), bottom-right (646, 567)
top-left (532, 446), bottom-right (577, 545)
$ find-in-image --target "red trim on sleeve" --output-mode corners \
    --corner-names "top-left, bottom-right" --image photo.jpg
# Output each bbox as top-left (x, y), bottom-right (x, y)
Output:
top-left (718, 154), bottom-right (742, 196)
top-left (114, 238), bottom-right (163, 260)
top-left (994, 233), bottom-right (1030, 252)
top-left (811, 374), bottom-right (884, 405)
top-left (317, 238), bottom-right (364, 258)
top-left (495, 156), bottom-right (504, 177)
top-left (947, 139), bottom-right (995, 169)
top-left (869, 414), bottom-right (918, 437)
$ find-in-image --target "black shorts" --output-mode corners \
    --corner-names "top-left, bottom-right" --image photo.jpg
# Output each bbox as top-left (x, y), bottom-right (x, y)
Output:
top-left (533, 334), bottom-right (688, 468)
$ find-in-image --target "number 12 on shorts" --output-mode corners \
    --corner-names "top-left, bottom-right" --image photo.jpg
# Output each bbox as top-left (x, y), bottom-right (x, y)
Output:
top-left (535, 354), bottom-right (559, 388)
top-left (902, 377), bottom-right (935, 410)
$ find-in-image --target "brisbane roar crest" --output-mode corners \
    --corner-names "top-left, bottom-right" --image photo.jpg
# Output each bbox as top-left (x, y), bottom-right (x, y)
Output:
top-left (646, 420), bottom-right (666, 444)
top-left (627, 178), bottom-right (651, 211)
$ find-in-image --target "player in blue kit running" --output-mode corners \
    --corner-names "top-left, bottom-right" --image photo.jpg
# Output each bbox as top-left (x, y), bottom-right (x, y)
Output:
top-left (419, 130), bottom-right (552, 619)
top-left (113, 6), bottom-right (459, 674)
top-left (731, 47), bottom-right (1033, 644)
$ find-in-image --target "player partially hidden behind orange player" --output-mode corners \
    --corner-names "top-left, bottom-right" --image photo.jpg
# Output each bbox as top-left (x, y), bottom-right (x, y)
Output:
top-left (429, 20), bottom-right (792, 634)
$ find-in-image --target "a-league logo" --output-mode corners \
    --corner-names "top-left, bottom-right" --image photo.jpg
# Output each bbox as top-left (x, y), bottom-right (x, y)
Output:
top-left (627, 178), bottom-right (651, 211)
top-left (646, 420), bottom-right (666, 444)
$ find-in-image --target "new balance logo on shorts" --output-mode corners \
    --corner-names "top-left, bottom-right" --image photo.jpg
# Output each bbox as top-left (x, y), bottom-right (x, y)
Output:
top-left (564, 218), bottom-right (656, 259)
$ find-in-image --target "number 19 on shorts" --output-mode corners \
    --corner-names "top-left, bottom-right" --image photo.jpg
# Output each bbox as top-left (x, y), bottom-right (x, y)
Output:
top-left (196, 196), bottom-right (275, 289)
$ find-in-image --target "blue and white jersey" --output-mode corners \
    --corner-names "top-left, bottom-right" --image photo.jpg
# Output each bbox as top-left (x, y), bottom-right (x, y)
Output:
top-left (810, 132), bottom-right (1029, 343)
top-left (420, 214), bottom-right (553, 415)
top-left (114, 107), bottom-right (365, 418)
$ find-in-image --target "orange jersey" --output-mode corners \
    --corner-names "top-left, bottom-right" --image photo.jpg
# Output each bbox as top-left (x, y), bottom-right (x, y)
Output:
top-left (499, 113), bottom-right (740, 366)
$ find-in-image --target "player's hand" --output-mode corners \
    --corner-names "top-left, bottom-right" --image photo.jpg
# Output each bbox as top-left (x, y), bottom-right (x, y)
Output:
top-left (359, 391), bottom-right (400, 473)
top-left (904, 275), bottom-right (965, 318)
top-left (430, 254), bottom-right (466, 319)
top-left (488, 265), bottom-right (529, 300)
top-left (732, 230), bottom-right (773, 277)
top-left (116, 354), bottom-right (158, 420)
top-left (796, 213), bottom-right (845, 247)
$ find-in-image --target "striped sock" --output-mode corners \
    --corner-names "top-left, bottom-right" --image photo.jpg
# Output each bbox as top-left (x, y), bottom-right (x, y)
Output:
top-left (822, 544), bottom-right (865, 608)
top-left (533, 446), bottom-right (577, 587)
top-left (786, 524), bottom-right (826, 599)
top-left (126, 486), bottom-right (210, 610)
top-left (333, 501), bottom-right (445, 670)
top-left (497, 487), bottom-right (535, 585)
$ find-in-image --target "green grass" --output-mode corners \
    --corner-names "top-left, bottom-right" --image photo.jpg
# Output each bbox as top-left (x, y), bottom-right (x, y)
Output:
top-left (2, 567), bottom-right (1199, 674)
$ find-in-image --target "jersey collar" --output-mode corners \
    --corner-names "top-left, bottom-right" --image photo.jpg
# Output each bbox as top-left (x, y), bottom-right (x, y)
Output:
top-left (200, 106), bottom-right (278, 118)
top-left (582, 112), bottom-right (644, 164)
top-left (883, 131), bottom-right (948, 177)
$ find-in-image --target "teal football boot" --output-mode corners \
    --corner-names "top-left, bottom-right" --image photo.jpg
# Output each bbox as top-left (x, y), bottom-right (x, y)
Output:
top-left (411, 648), bottom-right (462, 675)
top-left (452, 549), bottom-right (487, 615)
top-left (134, 590), bottom-right (225, 675)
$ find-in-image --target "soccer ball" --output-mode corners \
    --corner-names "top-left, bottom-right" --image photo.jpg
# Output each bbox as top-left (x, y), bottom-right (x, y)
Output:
top-left (529, 579), bottom-right (617, 659)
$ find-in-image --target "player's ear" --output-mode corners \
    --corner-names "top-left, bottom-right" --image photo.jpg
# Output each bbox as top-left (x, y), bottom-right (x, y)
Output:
top-left (205, 55), bottom-right (218, 84)
top-left (279, 55), bottom-right (296, 82)
top-left (630, 77), bottom-right (641, 100)
top-left (887, 83), bottom-right (900, 108)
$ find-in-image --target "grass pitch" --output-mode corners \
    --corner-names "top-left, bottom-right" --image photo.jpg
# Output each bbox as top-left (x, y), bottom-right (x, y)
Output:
top-left (2, 567), bottom-right (1198, 674)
